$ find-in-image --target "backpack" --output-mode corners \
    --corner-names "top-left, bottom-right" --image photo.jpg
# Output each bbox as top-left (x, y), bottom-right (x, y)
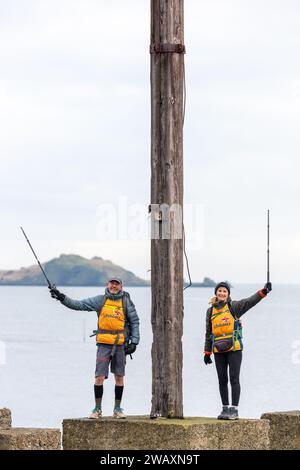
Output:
top-left (96, 291), bottom-right (132, 343)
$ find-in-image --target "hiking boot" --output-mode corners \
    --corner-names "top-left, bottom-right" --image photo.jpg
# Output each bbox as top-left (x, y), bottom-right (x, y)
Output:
top-left (113, 406), bottom-right (126, 419)
top-left (228, 407), bottom-right (239, 420)
top-left (89, 406), bottom-right (102, 419)
top-left (217, 406), bottom-right (230, 420)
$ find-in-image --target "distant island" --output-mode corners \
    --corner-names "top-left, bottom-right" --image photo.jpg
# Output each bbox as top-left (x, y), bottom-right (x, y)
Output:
top-left (186, 277), bottom-right (217, 288)
top-left (0, 254), bottom-right (149, 287)
top-left (0, 254), bottom-right (220, 288)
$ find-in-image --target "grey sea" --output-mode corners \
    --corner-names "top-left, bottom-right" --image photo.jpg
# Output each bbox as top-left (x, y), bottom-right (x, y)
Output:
top-left (0, 284), bottom-right (299, 428)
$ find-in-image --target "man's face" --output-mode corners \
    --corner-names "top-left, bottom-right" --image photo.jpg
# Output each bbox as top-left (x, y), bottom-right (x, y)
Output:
top-left (107, 280), bottom-right (122, 294)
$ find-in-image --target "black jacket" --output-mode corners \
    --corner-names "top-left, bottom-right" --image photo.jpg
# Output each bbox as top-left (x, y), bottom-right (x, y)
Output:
top-left (204, 290), bottom-right (266, 353)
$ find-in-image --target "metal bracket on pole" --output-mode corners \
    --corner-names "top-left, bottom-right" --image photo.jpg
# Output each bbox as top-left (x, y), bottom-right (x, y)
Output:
top-left (150, 43), bottom-right (186, 54)
top-left (148, 204), bottom-right (163, 222)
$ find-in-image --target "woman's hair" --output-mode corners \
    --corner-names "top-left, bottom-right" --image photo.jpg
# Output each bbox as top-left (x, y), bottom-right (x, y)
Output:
top-left (209, 296), bottom-right (218, 306)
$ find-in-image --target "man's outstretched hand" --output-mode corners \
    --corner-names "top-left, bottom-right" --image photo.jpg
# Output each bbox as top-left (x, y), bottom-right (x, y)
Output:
top-left (49, 285), bottom-right (66, 302)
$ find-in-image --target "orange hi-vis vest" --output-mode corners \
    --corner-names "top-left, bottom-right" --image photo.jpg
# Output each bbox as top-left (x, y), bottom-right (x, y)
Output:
top-left (97, 297), bottom-right (125, 345)
top-left (211, 303), bottom-right (243, 353)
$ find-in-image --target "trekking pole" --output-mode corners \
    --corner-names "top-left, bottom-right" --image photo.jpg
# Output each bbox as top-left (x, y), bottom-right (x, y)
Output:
top-left (267, 210), bottom-right (270, 283)
top-left (20, 227), bottom-right (53, 288)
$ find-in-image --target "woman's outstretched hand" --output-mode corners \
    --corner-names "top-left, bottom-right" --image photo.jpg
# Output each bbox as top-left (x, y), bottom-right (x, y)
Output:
top-left (262, 282), bottom-right (272, 295)
top-left (204, 353), bottom-right (213, 365)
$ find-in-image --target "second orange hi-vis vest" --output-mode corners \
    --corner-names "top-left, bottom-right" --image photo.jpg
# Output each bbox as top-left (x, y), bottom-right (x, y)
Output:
top-left (97, 298), bottom-right (125, 345)
top-left (211, 303), bottom-right (243, 353)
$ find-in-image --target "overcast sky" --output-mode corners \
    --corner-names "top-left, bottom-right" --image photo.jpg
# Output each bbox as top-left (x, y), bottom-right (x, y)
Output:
top-left (1, 0), bottom-right (299, 283)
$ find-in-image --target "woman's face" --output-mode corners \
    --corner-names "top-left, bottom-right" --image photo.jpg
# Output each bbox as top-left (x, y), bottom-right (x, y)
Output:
top-left (216, 287), bottom-right (229, 302)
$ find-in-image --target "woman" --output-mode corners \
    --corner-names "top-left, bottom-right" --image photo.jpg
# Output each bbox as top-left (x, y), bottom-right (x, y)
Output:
top-left (203, 281), bottom-right (272, 420)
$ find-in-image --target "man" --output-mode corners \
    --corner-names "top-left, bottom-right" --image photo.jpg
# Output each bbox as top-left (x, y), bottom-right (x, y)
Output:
top-left (49, 278), bottom-right (140, 419)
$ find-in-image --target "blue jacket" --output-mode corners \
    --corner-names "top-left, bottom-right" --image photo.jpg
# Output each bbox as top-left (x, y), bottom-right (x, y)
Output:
top-left (61, 288), bottom-right (140, 345)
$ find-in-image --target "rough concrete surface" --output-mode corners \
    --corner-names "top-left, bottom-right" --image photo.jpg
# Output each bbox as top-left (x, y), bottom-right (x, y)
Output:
top-left (0, 428), bottom-right (61, 450)
top-left (261, 411), bottom-right (300, 450)
top-left (63, 416), bottom-right (270, 450)
top-left (0, 409), bottom-right (12, 430)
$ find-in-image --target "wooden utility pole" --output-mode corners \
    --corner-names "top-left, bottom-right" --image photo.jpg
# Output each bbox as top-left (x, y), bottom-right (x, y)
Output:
top-left (150, 0), bottom-right (185, 418)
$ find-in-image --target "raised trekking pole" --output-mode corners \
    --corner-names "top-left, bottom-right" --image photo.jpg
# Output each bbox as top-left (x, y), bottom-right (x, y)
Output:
top-left (20, 227), bottom-right (53, 288)
top-left (267, 210), bottom-right (270, 283)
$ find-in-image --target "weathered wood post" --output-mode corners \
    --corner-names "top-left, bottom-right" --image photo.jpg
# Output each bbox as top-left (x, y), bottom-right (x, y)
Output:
top-left (150, 0), bottom-right (185, 418)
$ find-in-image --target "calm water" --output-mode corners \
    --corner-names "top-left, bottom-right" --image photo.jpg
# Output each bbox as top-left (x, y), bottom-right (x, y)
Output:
top-left (0, 284), bottom-right (299, 428)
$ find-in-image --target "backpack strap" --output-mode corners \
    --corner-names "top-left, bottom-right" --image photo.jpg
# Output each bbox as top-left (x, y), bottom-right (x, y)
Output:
top-left (227, 301), bottom-right (243, 350)
top-left (209, 306), bottom-right (215, 352)
top-left (122, 291), bottom-right (130, 320)
top-left (227, 301), bottom-right (237, 320)
top-left (97, 294), bottom-right (108, 318)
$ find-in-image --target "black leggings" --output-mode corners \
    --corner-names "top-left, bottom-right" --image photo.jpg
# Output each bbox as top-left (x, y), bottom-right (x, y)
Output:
top-left (214, 351), bottom-right (242, 407)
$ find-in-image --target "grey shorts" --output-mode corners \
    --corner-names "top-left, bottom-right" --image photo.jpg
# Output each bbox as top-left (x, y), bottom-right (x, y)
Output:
top-left (95, 344), bottom-right (126, 378)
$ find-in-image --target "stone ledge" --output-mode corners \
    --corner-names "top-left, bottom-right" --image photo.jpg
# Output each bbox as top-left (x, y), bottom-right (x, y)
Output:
top-left (261, 411), bottom-right (300, 450)
top-left (0, 409), bottom-right (12, 430)
top-left (63, 416), bottom-right (270, 450)
top-left (0, 428), bottom-right (61, 450)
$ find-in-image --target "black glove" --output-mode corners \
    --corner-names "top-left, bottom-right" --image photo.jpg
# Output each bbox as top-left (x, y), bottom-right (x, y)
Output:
top-left (262, 282), bottom-right (272, 295)
top-left (204, 353), bottom-right (213, 365)
top-left (125, 342), bottom-right (137, 356)
top-left (49, 285), bottom-right (66, 302)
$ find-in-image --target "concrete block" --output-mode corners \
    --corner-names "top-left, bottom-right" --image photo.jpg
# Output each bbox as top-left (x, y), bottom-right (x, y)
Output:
top-left (261, 411), bottom-right (300, 450)
top-left (0, 409), bottom-right (12, 430)
top-left (0, 428), bottom-right (61, 450)
top-left (63, 416), bottom-right (270, 450)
